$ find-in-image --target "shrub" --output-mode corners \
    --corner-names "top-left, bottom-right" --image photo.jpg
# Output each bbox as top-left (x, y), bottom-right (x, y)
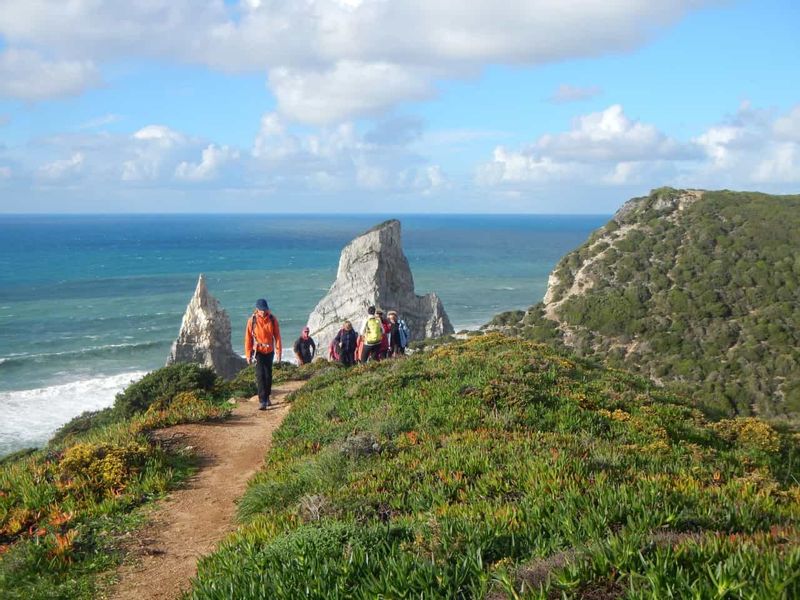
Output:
top-left (49, 407), bottom-right (118, 446)
top-left (504, 189), bottom-right (800, 421)
top-left (218, 364), bottom-right (258, 398)
top-left (58, 441), bottom-right (151, 498)
top-left (113, 363), bottom-right (219, 418)
top-left (136, 391), bottom-right (230, 431)
top-left (711, 417), bottom-right (781, 453)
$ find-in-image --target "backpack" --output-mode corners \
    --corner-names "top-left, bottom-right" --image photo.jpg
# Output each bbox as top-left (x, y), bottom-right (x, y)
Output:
top-left (250, 312), bottom-right (276, 359)
top-left (365, 316), bottom-right (383, 344)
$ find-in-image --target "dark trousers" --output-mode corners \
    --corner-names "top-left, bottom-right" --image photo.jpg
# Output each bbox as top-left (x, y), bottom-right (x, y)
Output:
top-left (340, 350), bottom-right (356, 367)
top-left (254, 351), bottom-right (275, 405)
top-left (361, 343), bottom-right (381, 363)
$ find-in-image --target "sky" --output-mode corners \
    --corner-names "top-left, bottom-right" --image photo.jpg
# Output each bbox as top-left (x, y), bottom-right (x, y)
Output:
top-left (0, 0), bottom-right (798, 214)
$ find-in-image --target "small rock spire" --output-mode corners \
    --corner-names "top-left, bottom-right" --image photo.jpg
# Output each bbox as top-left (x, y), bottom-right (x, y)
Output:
top-left (166, 274), bottom-right (246, 379)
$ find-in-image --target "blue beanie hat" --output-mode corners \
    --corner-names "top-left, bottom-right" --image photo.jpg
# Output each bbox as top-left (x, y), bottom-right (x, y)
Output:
top-left (256, 298), bottom-right (269, 311)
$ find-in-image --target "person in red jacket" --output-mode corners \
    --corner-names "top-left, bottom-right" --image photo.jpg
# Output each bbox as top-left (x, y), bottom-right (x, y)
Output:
top-left (244, 298), bottom-right (282, 410)
top-left (377, 309), bottom-right (391, 359)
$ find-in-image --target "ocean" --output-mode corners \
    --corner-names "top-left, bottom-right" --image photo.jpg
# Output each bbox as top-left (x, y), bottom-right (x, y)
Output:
top-left (0, 214), bottom-right (607, 455)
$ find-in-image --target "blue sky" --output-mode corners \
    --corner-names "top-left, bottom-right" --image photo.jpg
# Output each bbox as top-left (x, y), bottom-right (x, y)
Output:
top-left (0, 0), bottom-right (798, 213)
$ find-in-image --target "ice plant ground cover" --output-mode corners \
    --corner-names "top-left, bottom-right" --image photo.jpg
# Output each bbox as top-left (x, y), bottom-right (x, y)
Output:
top-left (0, 359), bottom-right (339, 599)
top-left (0, 362), bottom-right (298, 599)
top-left (191, 334), bottom-right (800, 599)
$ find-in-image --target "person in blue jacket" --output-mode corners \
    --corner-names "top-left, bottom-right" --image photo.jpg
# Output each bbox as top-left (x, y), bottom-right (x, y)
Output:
top-left (387, 310), bottom-right (410, 357)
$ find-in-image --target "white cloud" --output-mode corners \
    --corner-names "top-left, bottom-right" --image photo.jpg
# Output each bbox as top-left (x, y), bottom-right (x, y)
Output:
top-left (774, 105), bottom-right (800, 142)
top-left (693, 124), bottom-right (741, 169)
top-left (0, 1), bottom-right (714, 118)
top-left (7, 112), bottom-right (447, 198)
top-left (549, 84), bottom-right (602, 104)
top-left (0, 49), bottom-right (100, 100)
top-left (408, 165), bottom-right (449, 195)
top-left (355, 164), bottom-right (388, 190)
top-left (477, 105), bottom-right (690, 187)
top-left (132, 125), bottom-right (185, 145)
top-left (175, 144), bottom-right (239, 181)
top-left (38, 152), bottom-right (84, 180)
top-left (753, 143), bottom-right (800, 183)
top-left (477, 147), bottom-right (574, 185)
top-left (269, 61), bottom-right (434, 124)
top-left (479, 102), bottom-right (800, 191)
top-left (250, 111), bottom-right (449, 194)
top-left (537, 104), bottom-right (693, 162)
top-left (78, 114), bottom-right (122, 130)
top-left (122, 125), bottom-right (189, 182)
top-left (688, 103), bottom-right (800, 186)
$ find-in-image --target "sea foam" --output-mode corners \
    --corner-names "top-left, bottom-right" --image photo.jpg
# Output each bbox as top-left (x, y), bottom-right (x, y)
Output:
top-left (0, 371), bottom-right (146, 457)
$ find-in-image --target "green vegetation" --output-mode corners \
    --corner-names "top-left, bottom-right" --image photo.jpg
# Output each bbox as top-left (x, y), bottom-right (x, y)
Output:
top-left (190, 335), bottom-right (800, 599)
top-left (0, 420), bottom-right (193, 599)
top-left (494, 188), bottom-right (800, 421)
top-left (0, 358), bottom-right (334, 599)
top-left (50, 363), bottom-right (220, 445)
top-left (0, 363), bottom-right (242, 599)
top-left (113, 363), bottom-right (219, 418)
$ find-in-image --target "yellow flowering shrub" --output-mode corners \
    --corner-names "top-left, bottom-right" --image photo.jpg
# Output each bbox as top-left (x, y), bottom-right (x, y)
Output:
top-left (135, 390), bottom-right (229, 431)
top-left (711, 417), bottom-right (781, 453)
top-left (58, 441), bottom-right (150, 497)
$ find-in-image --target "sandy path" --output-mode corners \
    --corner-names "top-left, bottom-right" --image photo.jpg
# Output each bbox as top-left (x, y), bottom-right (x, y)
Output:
top-left (108, 381), bottom-right (304, 600)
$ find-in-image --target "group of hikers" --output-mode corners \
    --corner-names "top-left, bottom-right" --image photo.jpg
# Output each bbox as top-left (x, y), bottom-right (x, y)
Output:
top-left (330, 305), bottom-right (410, 366)
top-left (244, 299), bottom-right (410, 410)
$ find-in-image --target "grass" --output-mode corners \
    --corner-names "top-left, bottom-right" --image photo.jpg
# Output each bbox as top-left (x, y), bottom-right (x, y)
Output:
top-left (0, 419), bottom-right (196, 600)
top-left (0, 358), bottom-right (330, 599)
top-left (189, 334), bottom-right (800, 599)
top-left (0, 364), bottom-right (253, 599)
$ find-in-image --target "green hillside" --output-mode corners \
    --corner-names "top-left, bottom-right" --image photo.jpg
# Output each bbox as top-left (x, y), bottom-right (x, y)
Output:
top-left (491, 188), bottom-right (800, 421)
top-left (0, 362), bottom-right (311, 599)
top-left (190, 335), bottom-right (800, 598)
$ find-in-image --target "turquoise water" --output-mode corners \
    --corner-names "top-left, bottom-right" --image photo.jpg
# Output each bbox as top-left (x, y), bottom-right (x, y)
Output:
top-left (0, 214), bottom-right (607, 453)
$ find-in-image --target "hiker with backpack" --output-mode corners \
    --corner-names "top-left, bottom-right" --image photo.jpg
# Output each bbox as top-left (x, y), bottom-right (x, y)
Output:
top-left (245, 298), bottom-right (282, 410)
top-left (387, 310), bottom-right (410, 356)
top-left (293, 326), bottom-right (316, 365)
top-left (333, 320), bottom-right (358, 367)
top-left (361, 306), bottom-right (384, 363)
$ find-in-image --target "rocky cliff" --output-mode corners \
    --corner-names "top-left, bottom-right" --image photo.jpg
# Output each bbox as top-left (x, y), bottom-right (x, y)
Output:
top-left (307, 220), bottom-right (454, 352)
top-left (166, 274), bottom-right (247, 379)
top-left (488, 187), bottom-right (800, 421)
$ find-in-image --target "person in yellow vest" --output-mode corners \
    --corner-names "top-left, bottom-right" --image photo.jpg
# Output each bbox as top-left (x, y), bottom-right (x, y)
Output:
top-left (361, 305), bottom-right (383, 363)
top-left (245, 298), bottom-right (282, 410)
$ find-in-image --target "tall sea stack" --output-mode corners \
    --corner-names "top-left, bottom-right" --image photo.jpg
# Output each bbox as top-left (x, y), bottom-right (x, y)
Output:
top-left (306, 220), bottom-right (454, 353)
top-left (166, 274), bottom-right (246, 379)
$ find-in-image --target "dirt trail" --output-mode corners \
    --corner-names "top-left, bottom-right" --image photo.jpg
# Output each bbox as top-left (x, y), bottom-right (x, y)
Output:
top-left (108, 381), bottom-right (304, 600)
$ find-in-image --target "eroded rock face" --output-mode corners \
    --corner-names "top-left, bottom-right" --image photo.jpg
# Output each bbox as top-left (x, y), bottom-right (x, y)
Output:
top-left (307, 220), bottom-right (454, 352)
top-left (166, 274), bottom-right (246, 379)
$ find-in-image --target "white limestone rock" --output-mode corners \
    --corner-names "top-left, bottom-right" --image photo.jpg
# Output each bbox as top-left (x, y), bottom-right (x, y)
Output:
top-left (307, 220), bottom-right (454, 352)
top-left (166, 274), bottom-right (246, 379)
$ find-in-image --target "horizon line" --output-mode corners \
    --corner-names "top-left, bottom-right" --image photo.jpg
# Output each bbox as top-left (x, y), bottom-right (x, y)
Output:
top-left (0, 212), bottom-right (614, 217)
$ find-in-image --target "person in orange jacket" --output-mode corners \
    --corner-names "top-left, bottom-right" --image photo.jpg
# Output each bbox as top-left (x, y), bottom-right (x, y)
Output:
top-left (244, 298), bottom-right (282, 410)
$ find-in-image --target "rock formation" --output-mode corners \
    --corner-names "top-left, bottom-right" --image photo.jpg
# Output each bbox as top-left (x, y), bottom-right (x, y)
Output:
top-left (307, 220), bottom-right (454, 352)
top-left (166, 274), bottom-right (246, 379)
